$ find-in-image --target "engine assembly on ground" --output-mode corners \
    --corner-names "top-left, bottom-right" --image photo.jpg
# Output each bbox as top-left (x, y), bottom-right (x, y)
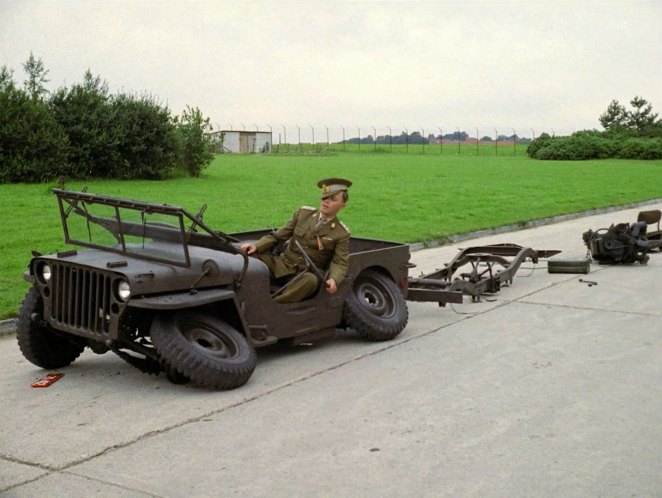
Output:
top-left (582, 221), bottom-right (661, 265)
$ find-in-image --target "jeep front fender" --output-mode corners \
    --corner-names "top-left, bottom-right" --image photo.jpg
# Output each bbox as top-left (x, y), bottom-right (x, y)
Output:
top-left (127, 288), bottom-right (237, 310)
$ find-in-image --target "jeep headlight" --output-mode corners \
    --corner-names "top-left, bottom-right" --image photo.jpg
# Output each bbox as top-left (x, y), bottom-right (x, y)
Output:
top-left (115, 279), bottom-right (131, 301)
top-left (38, 262), bottom-right (52, 283)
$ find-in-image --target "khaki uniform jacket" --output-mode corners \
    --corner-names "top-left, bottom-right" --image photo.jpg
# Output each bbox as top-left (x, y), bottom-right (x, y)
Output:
top-left (253, 206), bottom-right (350, 284)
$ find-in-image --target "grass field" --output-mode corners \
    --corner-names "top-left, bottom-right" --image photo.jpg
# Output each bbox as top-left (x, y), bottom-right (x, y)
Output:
top-left (1, 152), bottom-right (661, 319)
top-left (272, 142), bottom-right (529, 156)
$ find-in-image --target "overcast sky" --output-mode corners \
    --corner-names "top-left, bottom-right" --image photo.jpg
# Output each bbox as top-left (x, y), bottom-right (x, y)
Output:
top-left (1, 0), bottom-right (661, 140)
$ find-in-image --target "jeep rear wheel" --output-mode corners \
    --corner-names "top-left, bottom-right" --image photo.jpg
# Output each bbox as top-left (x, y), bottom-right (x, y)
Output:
top-left (17, 287), bottom-right (85, 369)
top-left (343, 270), bottom-right (408, 341)
top-left (150, 312), bottom-right (256, 390)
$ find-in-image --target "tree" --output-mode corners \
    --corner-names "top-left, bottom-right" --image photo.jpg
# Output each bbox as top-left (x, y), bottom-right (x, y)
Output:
top-left (1, 57), bottom-right (218, 182)
top-left (599, 96), bottom-right (661, 137)
top-left (22, 52), bottom-right (50, 101)
top-left (599, 99), bottom-right (627, 132)
top-left (0, 65), bottom-right (15, 92)
top-left (109, 92), bottom-right (178, 179)
top-left (627, 96), bottom-right (660, 136)
top-left (49, 70), bottom-right (114, 178)
top-left (175, 106), bottom-right (214, 177)
top-left (50, 70), bottom-right (178, 180)
top-left (408, 131), bottom-right (427, 144)
top-left (0, 69), bottom-right (69, 183)
top-left (443, 131), bottom-right (469, 142)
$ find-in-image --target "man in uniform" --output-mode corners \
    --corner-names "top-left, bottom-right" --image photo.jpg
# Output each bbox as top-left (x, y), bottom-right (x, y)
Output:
top-left (240, 178), bottom-right (352, 303)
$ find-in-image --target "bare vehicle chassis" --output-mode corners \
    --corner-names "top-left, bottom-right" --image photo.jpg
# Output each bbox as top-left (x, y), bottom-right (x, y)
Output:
top-left (407, 243), bottom-right (561, 303)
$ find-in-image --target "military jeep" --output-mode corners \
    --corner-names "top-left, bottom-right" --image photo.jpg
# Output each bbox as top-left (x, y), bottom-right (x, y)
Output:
top-left (18, 189), bottom-right (419, 389)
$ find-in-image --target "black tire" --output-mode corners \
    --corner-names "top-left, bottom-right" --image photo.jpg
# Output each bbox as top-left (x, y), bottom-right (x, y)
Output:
top-left (17, 287), bottom-right (85, 369)
top-left (343, 270), bottom-right (408, 341)
top-left (163, 362), bottom-right (190, 385)
top-left (150, 312), bottom-right (257, 390)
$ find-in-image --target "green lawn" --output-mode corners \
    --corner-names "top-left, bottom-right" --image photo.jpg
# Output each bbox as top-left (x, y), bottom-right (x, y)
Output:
top-left (1, 152), bottom-right (661, 319)
top-left (272, 142), bottom-right (529, 156)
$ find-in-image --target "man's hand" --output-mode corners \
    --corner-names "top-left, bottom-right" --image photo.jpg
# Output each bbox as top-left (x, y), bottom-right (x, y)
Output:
top-left (240, 243), bottom-right (257, 255)
top-left (325, 278), bottom-right (338, 294)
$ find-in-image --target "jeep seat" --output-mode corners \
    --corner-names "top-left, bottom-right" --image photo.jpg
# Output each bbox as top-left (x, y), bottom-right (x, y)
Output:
top-left (637, 210), bottom-right (661, 240)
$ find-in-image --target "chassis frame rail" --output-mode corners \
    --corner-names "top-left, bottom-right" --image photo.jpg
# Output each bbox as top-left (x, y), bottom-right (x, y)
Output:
top-left (407, 243), bottom-right (561, 304)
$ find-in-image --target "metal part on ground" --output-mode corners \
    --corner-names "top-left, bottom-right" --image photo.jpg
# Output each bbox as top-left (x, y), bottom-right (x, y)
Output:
top-left (547, 256), bottom-right (591, 274)
top-left (583, 219), bottom-right (662, 265)
top-left (407, 243), bottom-right (561, 303)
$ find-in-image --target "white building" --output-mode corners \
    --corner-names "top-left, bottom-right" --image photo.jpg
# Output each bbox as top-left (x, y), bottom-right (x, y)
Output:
top-left (209, 130), bottom-right (272, 154)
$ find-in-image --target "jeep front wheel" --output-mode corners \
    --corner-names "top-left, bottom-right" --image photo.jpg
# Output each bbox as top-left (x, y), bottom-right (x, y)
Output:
top-left (150, 312), bottom-right (256, 390)
top-left (343, 270), bottom-right (408, 341)
top-left (17, 287), bottom-right (85, 369)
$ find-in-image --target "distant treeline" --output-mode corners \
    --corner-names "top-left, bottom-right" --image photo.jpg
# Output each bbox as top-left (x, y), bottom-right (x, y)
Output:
top-left (342, 131), bottom-right (531, 145)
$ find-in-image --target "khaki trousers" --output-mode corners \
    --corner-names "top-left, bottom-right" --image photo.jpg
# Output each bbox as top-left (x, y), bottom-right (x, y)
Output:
top-left (256, 253), bottom-right (320, 303)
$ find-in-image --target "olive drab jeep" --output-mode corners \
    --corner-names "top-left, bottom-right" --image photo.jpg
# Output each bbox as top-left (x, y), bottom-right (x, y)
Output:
top-left (19, 190), bottom-right (560, 389)
top-left (18, 189), bottom-right (422, 389)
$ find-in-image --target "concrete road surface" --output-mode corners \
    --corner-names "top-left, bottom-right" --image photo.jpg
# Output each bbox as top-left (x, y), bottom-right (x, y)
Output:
top-left (1, 202), bottom-right (661, 497)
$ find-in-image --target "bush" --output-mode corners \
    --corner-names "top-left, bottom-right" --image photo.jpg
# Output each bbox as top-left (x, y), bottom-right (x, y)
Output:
top-left (174, 106), bottom-right (214, 177)
top-left (618, 138), bottom-right (662, 160)
top-left (49, 72), bottom-right (179, 180)
top-left (49, 72), bottom-right (116, 178)
top-left (529, 132), bottom-right (615, 160)
top-left (109, 93), bottom-right (179, 179)
top-left (526, 132), bottom-right (552, 158)
top-left (2, 56), bottom-right (221, 183)
top-left (534, 137), bottom-right (594, 160)
top-left (527, 130), bottom-right (662, 160)
top-left (0, 82), bottom-right (70, 183)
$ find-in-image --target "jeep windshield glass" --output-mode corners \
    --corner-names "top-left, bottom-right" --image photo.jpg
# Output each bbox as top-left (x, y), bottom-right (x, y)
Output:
top-left (56, 190), bottom-right (192, 266)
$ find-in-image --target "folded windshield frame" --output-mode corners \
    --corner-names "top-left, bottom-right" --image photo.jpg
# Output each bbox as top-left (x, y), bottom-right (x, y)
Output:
top-left (54, 189), bottom-right (195, 267)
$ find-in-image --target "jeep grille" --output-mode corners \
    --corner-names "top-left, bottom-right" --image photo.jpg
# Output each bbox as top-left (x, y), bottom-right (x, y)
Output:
top-left (45, 263), bottom-right (120, 338)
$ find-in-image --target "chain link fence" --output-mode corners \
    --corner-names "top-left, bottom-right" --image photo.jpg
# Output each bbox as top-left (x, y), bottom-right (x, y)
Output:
top-left (220, 124), bottom-right (558, 156)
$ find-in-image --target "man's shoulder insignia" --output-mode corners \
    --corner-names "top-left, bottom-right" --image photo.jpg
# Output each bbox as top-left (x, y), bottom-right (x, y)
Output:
top-left (338, 221), bottom-right (351, 234)
top-left (300, 205), bottom-right (316, 211)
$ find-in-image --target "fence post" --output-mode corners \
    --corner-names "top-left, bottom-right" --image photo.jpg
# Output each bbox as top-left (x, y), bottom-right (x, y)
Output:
top-left (512, 128), bottom-right (517, 157)
top-left (421, 128), bottom-right (425, 155)
top-left (282, 125), bottom-right (288, 153)
top-left (296, 125), bottom-right (301, 154)
top-left (476, 128), bottom-right (479, 156)
top-left (404, 127), bottom-right (409, 154)
top-left (438, 127), bottom-right (442, 155)
top-left (456, 128), bottom-right (460, 155)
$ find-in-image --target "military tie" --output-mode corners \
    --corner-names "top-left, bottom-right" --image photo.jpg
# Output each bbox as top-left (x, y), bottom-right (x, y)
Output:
top-left (314, 216), bottom-right (328, 232)
top-left (314, 216), bottom-right (328, 251)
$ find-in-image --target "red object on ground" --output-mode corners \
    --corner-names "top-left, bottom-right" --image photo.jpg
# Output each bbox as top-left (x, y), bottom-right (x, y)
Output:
top-left (31, 373), bottom-right (64, 388)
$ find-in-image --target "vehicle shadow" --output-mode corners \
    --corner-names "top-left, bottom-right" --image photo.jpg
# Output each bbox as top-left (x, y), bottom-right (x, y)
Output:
top-left (254, 328), bottom-right (364, 364)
